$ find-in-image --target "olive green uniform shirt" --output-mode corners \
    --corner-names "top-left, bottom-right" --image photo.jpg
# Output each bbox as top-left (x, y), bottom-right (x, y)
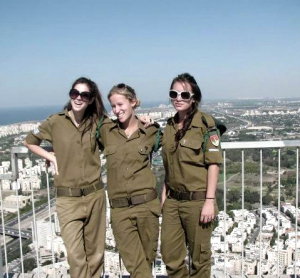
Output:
top-left (162, 110), bottom-right (222, 192)
top-left (25, 110), bottom-right (101, 188)
top-left (99, 117), bottom-right (160, 199)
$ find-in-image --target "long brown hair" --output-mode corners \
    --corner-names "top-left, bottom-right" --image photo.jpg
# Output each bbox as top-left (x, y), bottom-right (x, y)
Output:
top-left (64, 77), bottom-right (107, 137)
top-left (171, 73), bottom-right (202, 146)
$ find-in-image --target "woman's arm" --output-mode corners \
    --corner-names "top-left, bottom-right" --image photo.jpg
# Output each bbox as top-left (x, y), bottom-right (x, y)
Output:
top-left (200, 164), bottom-right (219, 223)
top-left (161, 183), bottom-right (168, 208)
top-left (24, 141), bottom-right (59, 175)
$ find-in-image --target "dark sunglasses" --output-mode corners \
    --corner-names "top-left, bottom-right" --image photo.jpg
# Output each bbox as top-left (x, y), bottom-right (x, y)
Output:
top-left (69, 89), bottom-right (92, 102)
top-left (117, 83), bottom-right (126, 89)
top-left (169, 90), bottom-right (194, 101)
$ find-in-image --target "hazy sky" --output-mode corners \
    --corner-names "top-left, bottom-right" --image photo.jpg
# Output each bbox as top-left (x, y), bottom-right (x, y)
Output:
top-left (0, 0), bottom-right (299, 108)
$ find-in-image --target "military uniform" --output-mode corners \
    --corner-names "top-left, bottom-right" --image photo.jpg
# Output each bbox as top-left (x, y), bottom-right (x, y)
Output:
top-left (161, 110), bottom-right (222, 278)
top-left (25, 110), bottom-right (106, 278)
top-left (99, 117), bottom-right (161, 278)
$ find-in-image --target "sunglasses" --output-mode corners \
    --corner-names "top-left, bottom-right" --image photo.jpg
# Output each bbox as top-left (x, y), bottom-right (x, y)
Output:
top-left (116, 83), bottom-right (127, 89)
top-left (69, 89), bottom-right (92, 102)
top-left (169, 90), bottom-right (194, 101)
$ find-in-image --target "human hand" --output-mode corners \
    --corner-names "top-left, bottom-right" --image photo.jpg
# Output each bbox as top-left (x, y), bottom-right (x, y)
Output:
top-left (138, 115), bottom-right (154, 128)
top-left (161, 184), bottom-right (167, 209)
top-left (47, 152), bottom-right (59, 175)
top-left (200, 199), bottom-right (215, 224)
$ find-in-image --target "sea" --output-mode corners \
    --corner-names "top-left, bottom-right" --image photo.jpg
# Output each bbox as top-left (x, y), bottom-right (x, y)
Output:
top-left (0, 101), bottom-right (165, 126)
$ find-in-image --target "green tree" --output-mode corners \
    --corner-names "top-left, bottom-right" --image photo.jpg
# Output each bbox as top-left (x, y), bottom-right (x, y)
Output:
top-left (24, 258), bottom-right (37, 273)
top-left (262, 195), bottom-right (272, 205)
top-left (227, 190), bottom-right (241, 203)
top-left (244, 189), bottom-right (259, 203)
top-left (42, 260), bottom-right (53, 266)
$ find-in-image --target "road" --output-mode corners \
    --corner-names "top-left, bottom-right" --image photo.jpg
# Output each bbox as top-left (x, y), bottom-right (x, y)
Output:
top-left (1, 198), bottom-right (56, 272)
top-left (217, 173), bottom-right (239, 185)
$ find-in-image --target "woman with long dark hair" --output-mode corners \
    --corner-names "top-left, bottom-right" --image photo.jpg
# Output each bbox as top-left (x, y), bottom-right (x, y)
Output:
top-left (161, 73), bottom-right (223, 278)
top-left (24, 77), bottom-right (107, 278)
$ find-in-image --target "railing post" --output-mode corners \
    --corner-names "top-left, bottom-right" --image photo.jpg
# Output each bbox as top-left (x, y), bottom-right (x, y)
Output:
top-left (241, 150), bottom-right (244, 278)
top-left (296, 148), bottom-right (299, 276)
top-left (119, 253), bottom-right (122, 278)
top-left (45, 167), bottom-right (56, 278)
top-left (223, 150), bottom-right (227, 277)
top-left (0, 183), bottom-right (9, 277)
top-left (259, 149), bottom-right (262, 277)
top-left (277, 149), bottom-right (281, 278)
top-left (31, 173), bottom-right (40, 278)
top-left (11, 147), bottom-right (28, 278)
top-left (0, 234), bottom-right (2, 278)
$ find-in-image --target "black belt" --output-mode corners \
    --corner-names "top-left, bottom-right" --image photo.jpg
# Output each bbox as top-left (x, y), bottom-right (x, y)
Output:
top-left (168, 188), bottom-right (206, 201)
top-left (56, 182), bottom-right (103, 197)
top-left (110, 190), bottom-right (158, 208)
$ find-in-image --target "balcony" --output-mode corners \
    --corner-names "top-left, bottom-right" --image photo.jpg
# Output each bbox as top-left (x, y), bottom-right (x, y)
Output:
top-left (0, 140), bottom-right (300, 278)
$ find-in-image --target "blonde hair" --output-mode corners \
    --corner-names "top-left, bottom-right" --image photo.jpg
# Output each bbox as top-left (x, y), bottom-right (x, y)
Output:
top-left (108, 83), bottom-right (141, 109)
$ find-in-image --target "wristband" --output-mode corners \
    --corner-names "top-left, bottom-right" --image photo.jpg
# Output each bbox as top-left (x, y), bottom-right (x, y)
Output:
top-left (206, 197), bottom-right (215, 199)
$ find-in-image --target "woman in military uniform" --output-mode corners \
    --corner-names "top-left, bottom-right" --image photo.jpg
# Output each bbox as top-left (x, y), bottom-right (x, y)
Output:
top-left (24, 77), bottom-right (107, 278)
top-left (161, 73), bottom-right (223, 278)
top-left (99, 83), bottom-right (161, 278)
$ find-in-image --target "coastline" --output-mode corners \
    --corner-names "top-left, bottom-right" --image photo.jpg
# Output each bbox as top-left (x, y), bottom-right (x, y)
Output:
top-left (0, 101), bottom-right (166, 126)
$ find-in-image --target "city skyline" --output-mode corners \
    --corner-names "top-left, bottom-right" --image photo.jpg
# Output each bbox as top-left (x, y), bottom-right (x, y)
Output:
top-left (1, 98), bottom-right (300, 276)
top-left (0, 0), bottom-right (300, 108)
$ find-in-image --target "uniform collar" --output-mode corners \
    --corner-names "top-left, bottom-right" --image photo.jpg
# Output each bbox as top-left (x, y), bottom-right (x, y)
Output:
top-left (137, 120), bottom-right (147, 134)
top-left (190, 110), bottom-right (205, 128)
top-left (58, 109), bottom-right (69, 117)
top-left (108, 119), bottom-right (118, 131)
top-left (108, 117), bottom-right (146, 134)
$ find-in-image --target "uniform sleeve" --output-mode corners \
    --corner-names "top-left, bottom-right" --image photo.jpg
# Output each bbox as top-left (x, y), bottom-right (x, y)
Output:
top-left (98, 117), bottom-right (113, 148)
top-left (204, 131), bottom-right (223, 165)
top-left (25, 117), bottom-right (53, 145)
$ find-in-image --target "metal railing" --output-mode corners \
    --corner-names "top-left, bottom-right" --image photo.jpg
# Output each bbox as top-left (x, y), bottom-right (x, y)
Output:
top-left (0, 140), bottom-right (300, 277)
top-left (221, 140), bottom-right (300, 278)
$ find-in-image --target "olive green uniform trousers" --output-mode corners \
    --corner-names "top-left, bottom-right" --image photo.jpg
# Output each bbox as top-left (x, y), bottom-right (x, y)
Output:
top-left (111, 198), bottom-right (161, 278)
top-left (56, 188), bottom-right (106, 278)
top-left (161, 198), bottom-right (213, 278)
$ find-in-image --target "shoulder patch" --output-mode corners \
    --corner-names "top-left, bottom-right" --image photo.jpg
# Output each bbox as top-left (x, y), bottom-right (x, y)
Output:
top-left (209, 132), bottom-right (220, 147)
top-left (33, 124), bottom-right (41, 135)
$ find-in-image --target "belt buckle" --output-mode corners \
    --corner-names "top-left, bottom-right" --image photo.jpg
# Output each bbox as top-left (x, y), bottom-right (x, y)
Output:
top-left (127, 197), bottom-right (132, 206)
top-left (80, 188), bottom-right (86, 196)
top-left (177, 191), bottom-right (182, 200)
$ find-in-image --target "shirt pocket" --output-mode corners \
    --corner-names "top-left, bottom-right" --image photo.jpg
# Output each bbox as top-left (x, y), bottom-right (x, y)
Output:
top-left (138, 144), bottom-right (152, 156)
top-left (179, 138), bottom-right (204, 165)
top-left (103, 144), bottom-right (117, 169)
top-left (137, 144), bottom-right (152, 167)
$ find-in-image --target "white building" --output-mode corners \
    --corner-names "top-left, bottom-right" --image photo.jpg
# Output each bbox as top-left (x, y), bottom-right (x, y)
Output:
top-left (2, 194), bottom-right (31, 212)
top-left (35, 219), bottom-right (56, 248)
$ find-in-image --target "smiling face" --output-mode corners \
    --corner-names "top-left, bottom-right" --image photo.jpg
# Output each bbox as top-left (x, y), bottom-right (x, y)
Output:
top-left (70, 83), bottom-right (94, 114)
top-left (109, 93), bottom-right (136, 125)
top-left (171, 81), bottom-right (195, 115)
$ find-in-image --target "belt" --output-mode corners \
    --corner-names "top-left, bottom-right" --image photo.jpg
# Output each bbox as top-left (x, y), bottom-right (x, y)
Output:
top-left (56, 182), bottom-right (103, 197)
top-left (168, 188), bottom-right (206, 201)
top-left (110, 190), bottom-right (158, 208)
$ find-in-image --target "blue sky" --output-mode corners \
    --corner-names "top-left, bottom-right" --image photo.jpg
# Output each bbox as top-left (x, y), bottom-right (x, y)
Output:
top-left (0, 0), bottom-right (299, 108)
